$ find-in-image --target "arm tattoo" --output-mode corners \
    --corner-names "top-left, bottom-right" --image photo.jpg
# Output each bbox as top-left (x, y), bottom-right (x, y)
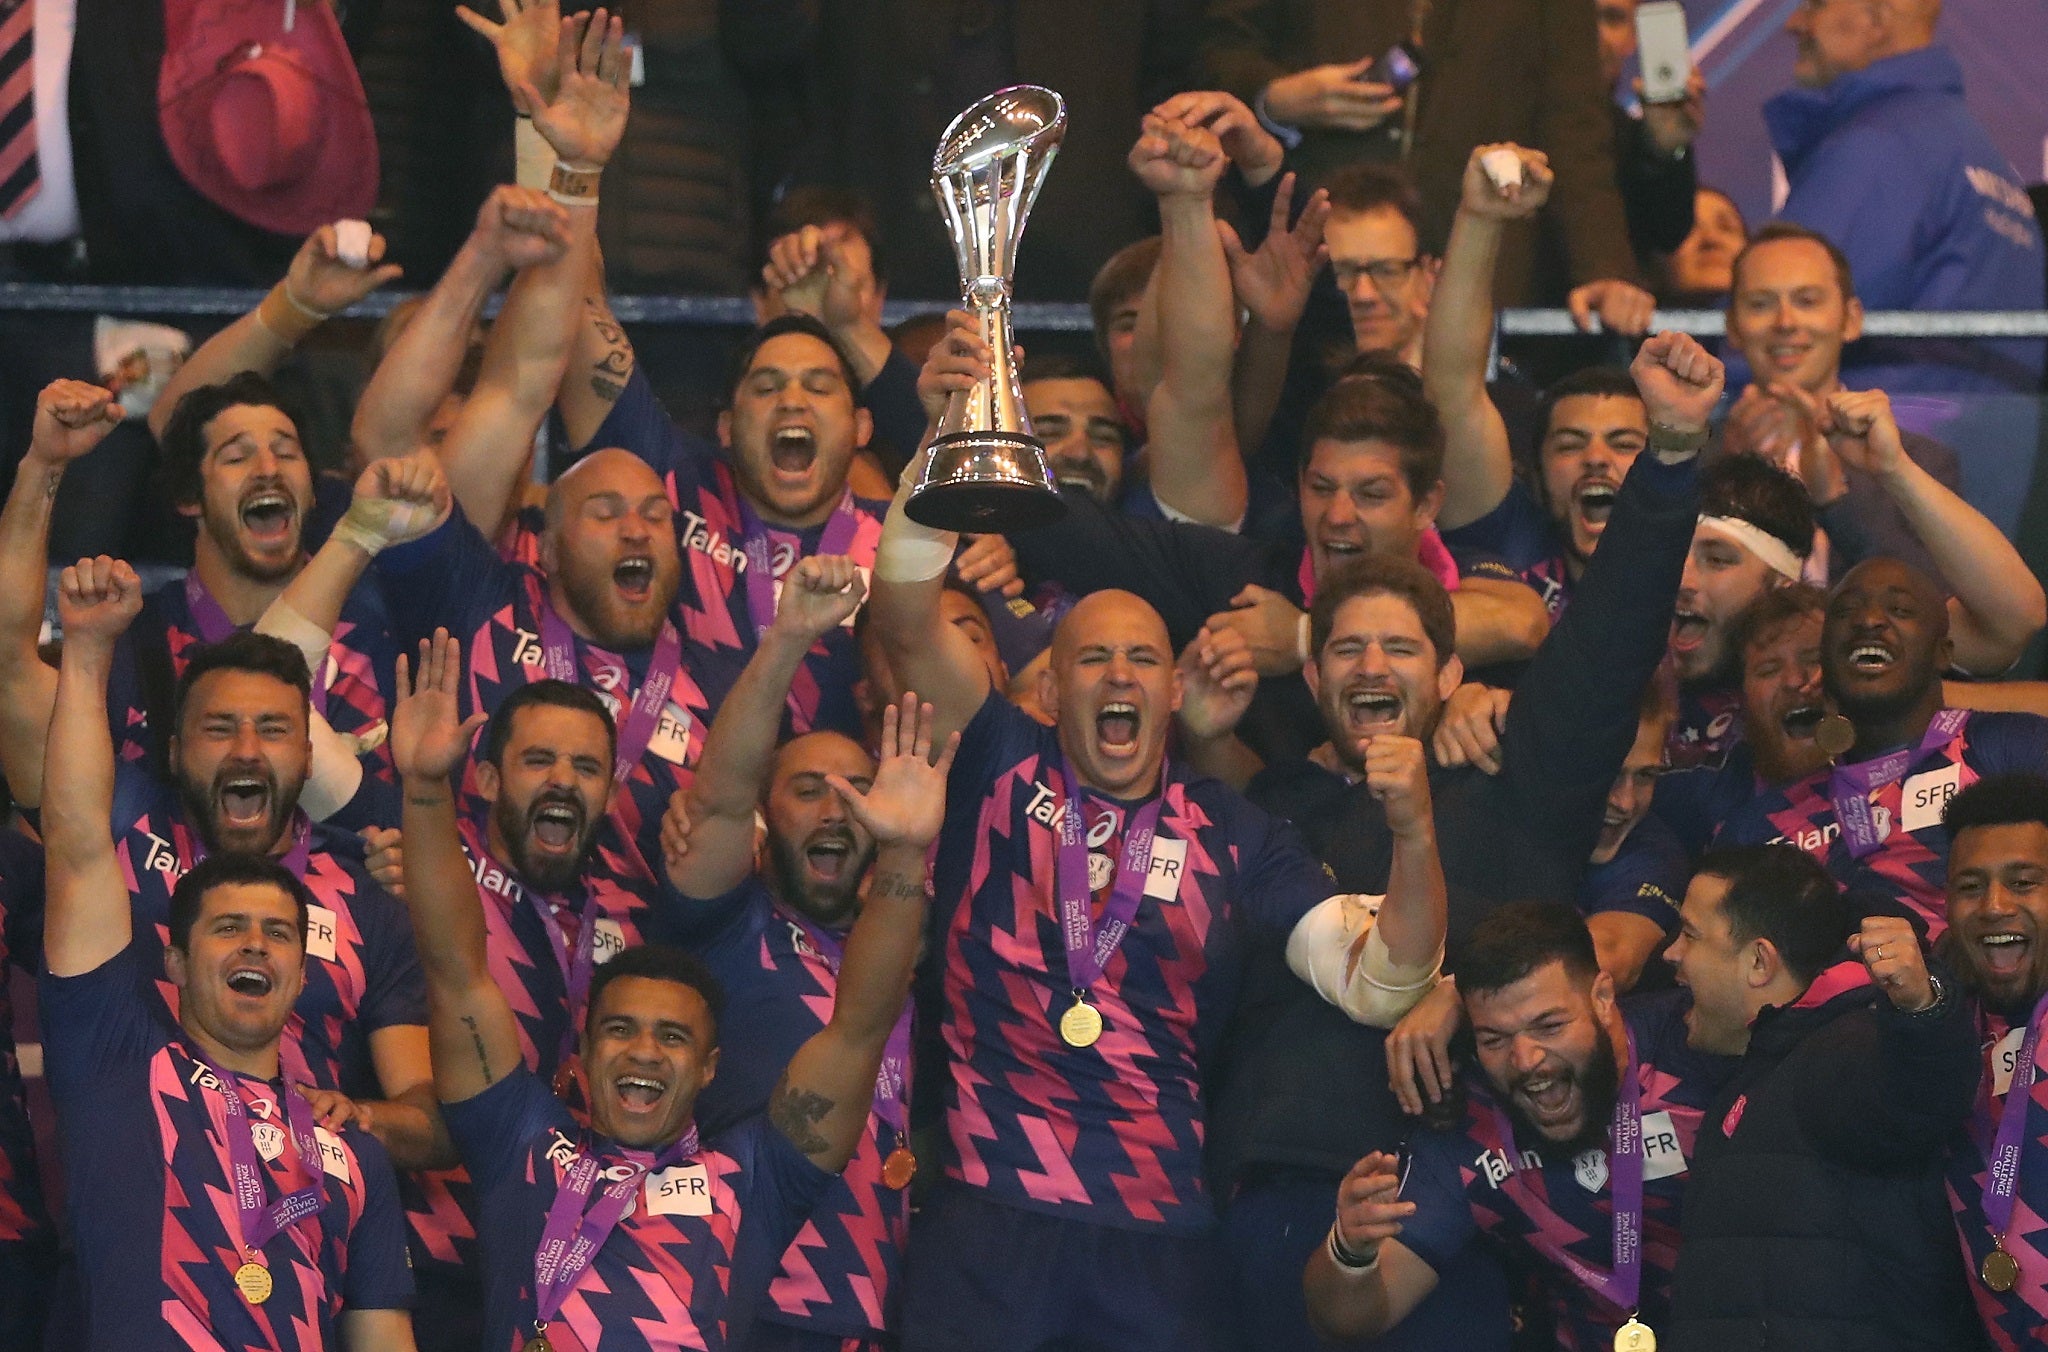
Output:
top-left (585, 299), bottom-right (631, 404)
top-left (42, 469), bottom-right (59, 502)
top-left (872, 873), bottom-right (927, 904)
top-left (460, 1014), bottom-right (494, 1084)
top-left (767, 1081), bottom-right (835, 1155)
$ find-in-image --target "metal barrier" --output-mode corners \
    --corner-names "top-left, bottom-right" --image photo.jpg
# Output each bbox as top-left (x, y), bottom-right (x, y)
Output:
top-left (3, 281), bottom-right (2047, 338)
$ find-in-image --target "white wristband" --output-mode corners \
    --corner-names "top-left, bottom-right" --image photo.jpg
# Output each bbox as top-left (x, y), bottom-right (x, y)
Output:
top-left (1298, 611), bottom-right (1312, 666)
top-left (875, 480), bottom-right (956, 583)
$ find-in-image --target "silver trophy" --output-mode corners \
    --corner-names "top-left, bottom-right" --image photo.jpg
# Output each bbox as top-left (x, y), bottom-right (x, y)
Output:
top-left (907, 85), bottom-right (1068, 531)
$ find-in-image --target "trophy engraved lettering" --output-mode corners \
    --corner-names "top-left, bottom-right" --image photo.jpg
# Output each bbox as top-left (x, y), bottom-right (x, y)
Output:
top-left (908, 85), bottom-right (1068, 531)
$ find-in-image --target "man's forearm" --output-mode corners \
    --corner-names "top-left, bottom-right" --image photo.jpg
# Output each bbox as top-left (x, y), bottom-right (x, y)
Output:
top-left (1149, 194), bottom-right (1246, 526)
top-left (1877, 459), bottom-right (2046, 670)
top-left (0, 457), bottom-right (61, 669)
top-left (1303, 1243), bottom-right (1400, 1340)
top-left (398, 779), bottom-right (493, 990)
top-left (1426, 211), bottom-right (1516, 530)
top-left (353, 238), bottom-right (508, 464)
top-left (831, 842), bottom-right (928, 1045)
top-left (691, 626), bottom-right (813, 818)
top-left (1380, 825), bottom-right (1446, 970)
top-left (360, 1087), bottom-right (459, 1171)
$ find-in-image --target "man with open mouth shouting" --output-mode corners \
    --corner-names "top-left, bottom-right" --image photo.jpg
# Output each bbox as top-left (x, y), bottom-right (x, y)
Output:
top-left (650, 553), bottom-right (920, 1350)
top-left (37, 555), bottom-right (417, 1352)
top-left (1712, 546), bottom-right (2048, 941)
top-left (869, 382), bottom-right (1450, 1350)
top-left (393, 619), bottom-right (949, 1352)
top-left (1306, 903), bottom-right (1736, 1351)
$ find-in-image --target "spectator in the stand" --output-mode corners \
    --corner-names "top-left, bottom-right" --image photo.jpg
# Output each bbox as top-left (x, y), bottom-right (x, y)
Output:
top-left (1324, 164), bottom-right (1436, 372)
top-left (1088, 236), bottom-right (1165, 428)
top-left (775, 1), bottom-right (1199, 301)
top-left (1589, 0), bottom-right (1706, 276)
top-left (1200, 0), bottom-right (1652, 327)
top-left (1656, 187), bottom-right (1747, 305)
top-left (1021, 354), bottom-right (1132, 509)
top-left (1767, 0), bottom-right (2046, 393)
top-left (1662, 845), bottom-right (1981, 1349)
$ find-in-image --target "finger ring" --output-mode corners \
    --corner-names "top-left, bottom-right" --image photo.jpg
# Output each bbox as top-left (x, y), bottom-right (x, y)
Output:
top-left (1874, 946), bottom-right (1886, 961)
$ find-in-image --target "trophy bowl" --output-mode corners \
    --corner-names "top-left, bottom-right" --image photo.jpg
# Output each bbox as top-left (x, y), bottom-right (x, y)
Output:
top-left (907, 85), bottom-right (1069, 533)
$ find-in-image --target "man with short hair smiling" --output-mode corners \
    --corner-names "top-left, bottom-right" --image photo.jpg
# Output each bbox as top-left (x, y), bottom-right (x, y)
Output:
top-left (38, 556), bottom-right (416, 1352)
top-left (1938, 773), bottom-right (2048, 1349)
top-left (392, 626), bottom-right (948, 1352)
top-left (1714, 555), bottom-right (2048, 938)
top-left (1305, 902), bottom-right (1734, 1349)
top-left (1661, 844), bottom-right (1980, 1349)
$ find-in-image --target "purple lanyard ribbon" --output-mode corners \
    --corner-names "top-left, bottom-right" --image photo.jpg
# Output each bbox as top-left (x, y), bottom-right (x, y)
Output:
top-left (736, 490), bottom-right (861, 638)
top-left (186, 573), bottom-right (331, 708)
top-left (1054, 755), bottom-right (1166, 999)
top-left (777, 904), bottom-right (912, 1135)
top-left (1487, 1028), bottom-right (1645, 1315)
top-left (1828, 708), bottom-right (1968, 859)
top-left (1983, 989), bottom-right (2048, 1238)
top-left (192, 1053), bottom-right (328, 1252)
top-left (532, 1130), bottom-right (700, 1325)
top-left (537, 606), bottom-right (684, 785)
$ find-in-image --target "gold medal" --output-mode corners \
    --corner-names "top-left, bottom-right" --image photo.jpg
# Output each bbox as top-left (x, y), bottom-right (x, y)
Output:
top-left (1815, 713), bottom-right (1856, 759)
top-left (1613, 1315), bottom-right (1656, 1352)
top-left (1059, 996), bottom-right (1103, 1048)
top-left (233, 1260), bottom-right (273, 1306)
top-left (1982, 1245), bottom-right (2021, 1293)
top-left (881, 1147), bottom-right (917, 1190)
top-left (522, 1334), bottom-right (554, 1352)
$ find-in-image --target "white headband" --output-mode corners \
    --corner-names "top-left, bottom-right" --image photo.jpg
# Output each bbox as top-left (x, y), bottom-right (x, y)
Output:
top-left (1696, 514), bottom-right (1806, 581)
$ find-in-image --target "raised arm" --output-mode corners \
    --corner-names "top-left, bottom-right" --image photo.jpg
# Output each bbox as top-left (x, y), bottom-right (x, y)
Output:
top-left (1130, 113), bottom-right (1246, 528)
top-left (768, 694), bottom-right (951, 1172)
top-left (1217, 171), bottom-right (1329, 462)
top-left (761, 223), bottom-right (893, 390)
top-left (1427, 145), bottom-right (1553, 531)
top-left (390, 631), bottom-right (514, 1105)
top-left (867, 315), bottom-right (1001, 745)
top-left (666, 556), bottom-right (866, 900)
top-left (42, 556), bottom-right (144, 977)
top-left (0, 383), bottom-right (123, 808)
top-left (1820, 388), bottom-right (2046, 674)
top-left (150, 226), bottom-right (401, 443)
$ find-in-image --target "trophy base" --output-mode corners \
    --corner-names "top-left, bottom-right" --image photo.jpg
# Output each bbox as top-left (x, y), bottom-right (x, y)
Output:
top-left (906, 431), bottom-right (1068, 532)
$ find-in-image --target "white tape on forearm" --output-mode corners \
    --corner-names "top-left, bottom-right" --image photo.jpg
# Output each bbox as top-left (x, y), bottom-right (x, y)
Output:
top-left (253, 598), bottom-right (335, 680)
top-left (515, 117), bottom-right (556, 190)
top-left (876, 484), bottom-right (955, 582)
top-left (1697, 514), bottom-right (1805, 581)
top-left (1286, 894), bottom-right (1443, 1028)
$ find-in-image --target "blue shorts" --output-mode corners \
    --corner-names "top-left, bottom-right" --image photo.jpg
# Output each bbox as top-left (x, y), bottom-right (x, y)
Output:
top-left (900, 1183), bottom-right (1233, 1352)
top-left (1222, 1172), bottom-right (1513, 1352)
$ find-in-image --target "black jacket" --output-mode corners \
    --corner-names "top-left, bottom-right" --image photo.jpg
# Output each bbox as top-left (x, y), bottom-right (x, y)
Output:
top-left (1668, 962), bottom-right (1986, 1352)
top-left (1206, 448), bottom-right (1700, 1190)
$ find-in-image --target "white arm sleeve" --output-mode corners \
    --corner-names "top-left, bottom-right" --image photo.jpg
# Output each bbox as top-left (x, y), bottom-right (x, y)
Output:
top-left (256, 598), bottom-right (363, 822)
top-left (1286, 893), bottom-right (1444, 1028)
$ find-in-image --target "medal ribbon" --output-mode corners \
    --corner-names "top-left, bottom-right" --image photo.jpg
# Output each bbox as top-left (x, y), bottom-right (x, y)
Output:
top-left (1982, 988), bottom-right (2048, 1240)
top-left (193, 1053), bottom-right (328, 1252)
top-left (1054, 754), bottom-right (1166, 1003)
top-left (1486, 1027), bottom-right (1645, 1316)
top-left (776, 904), bottom-right (913, 1134)
top-left (531, 1130), bottom-right (700, 1326)
top-left (186, 573), bottom-right (330, 709)
top-left (1827, 708), bottom-right (1968, 859)
top-left (175, 811), bottom-right (315, 879)
top-left (1297, 528), bottom-right (1461, 606)
top-left (537, 606), bottom-right (684, 785)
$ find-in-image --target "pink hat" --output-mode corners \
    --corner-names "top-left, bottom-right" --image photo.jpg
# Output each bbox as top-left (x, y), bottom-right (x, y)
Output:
top-left (158, 0), bottom-right (378, 237)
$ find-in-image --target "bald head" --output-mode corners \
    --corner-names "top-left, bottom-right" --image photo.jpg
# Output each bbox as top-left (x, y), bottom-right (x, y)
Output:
top-left (1050, 590), bottom-right (1172, 669)
top-left (541, 447), bottom-right (682, 650)
top-left (546, 448), bottom-right (667, 532)
top-left (1043, 590), bottom-right (1182, 798)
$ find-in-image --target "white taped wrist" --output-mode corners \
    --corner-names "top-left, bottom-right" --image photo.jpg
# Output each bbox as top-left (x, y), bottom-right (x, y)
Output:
top-left (515, 117), bottom-right (556, 190)
top-left (254, 598), bottom-right (336, 680)
top-left (1286, 894), bottom-right (1443, 1028)
top-left (876, 482), bottom-right (956, 582)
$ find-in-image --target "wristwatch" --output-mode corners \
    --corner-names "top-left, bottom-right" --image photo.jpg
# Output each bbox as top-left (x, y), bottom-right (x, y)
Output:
top-left (1647, 419), bottom-right (1709, 462)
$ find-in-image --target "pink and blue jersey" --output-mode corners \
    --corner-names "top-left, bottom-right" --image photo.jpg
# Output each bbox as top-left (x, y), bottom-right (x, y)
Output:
top-left (376, 506), bottom-right (712, 896)
top-left (659, 877), bottom-right (912, 1340)
top-left (108, 764), bottom-right (427, 1095)
top-left (930, 693), bottom-right (1334, 1234)
top-left (1669, 681), bottom-right (1746, 772)
top-left (584, 365), bottom-right (885, 741)
top-left (1440, 479), bottom-right (1576, 620)
top-left (1947, 1000), bottom-right (2048, 1351)
top-left (1713, 710), bottom-right (2048, 937)
top-left (39, 945), bottom-right (413, 1351)
top-left (0, 832), bottom-right (50, 1254)
top-left (403, 825), bottom-right (647, 1290)
top-left (1396, 992), bottom-right (1731, 1350)
top-left (105, 570), bottom-right (398, 784)
top-left (445, 1067), bottom-right (831, 1352)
